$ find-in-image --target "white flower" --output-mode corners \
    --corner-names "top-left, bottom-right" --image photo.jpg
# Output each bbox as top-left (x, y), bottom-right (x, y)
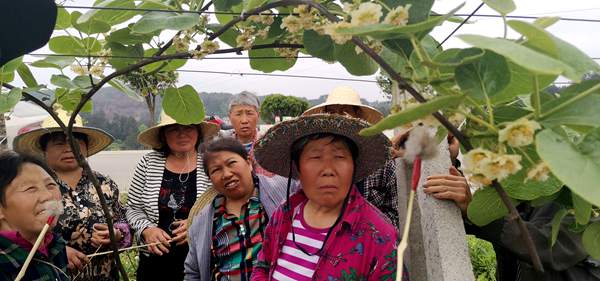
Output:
top-left (350, 3), bottom-right (383, 26)
top-left (90, 65), bottom-right (105, 76)
top-left (469, 174), bottom-right (493, 186)
top-left (342, 2), bottom-right (356, 14)
top-left (463, 148), bottom-right (495, 174)
top-left (236, 33), bottom-right (254, 50)
top-left (323, 21), bottom-right (353, 44)
top-left (70, 64), bottom-right (87, 76)
top-left (256, 27), bottom-right (270, 39)
top-left (201, 40), bottom-right (220, 54)
top-left (355, 39), bottom-right (382, 54)
top-left (498, 118), bottom-right (541, 147)
top-left (383, 4), bottom-right (411, 26)
top-left (173, 36), bottom-right (190, 52)
top-left (248, 15), bottom-right (262, 23)
top-left (481, 154), bottom-right (522, 181)
top-left (281, 15), bottom-right (302, 33)
top-left (526, 162), bottom-right (551, 182)
top-left (261, 13), bottom-right (275, 25)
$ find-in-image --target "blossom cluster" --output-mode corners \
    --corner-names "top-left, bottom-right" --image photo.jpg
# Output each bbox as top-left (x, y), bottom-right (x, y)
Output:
top-left (191, 40), bottom-right (220, 59)
top-left (464, 148), bottom-right (522, 185)
top-left (70, 49), bottom-right (112, 77)
top-left (498, 118), bottom-right (541, 147)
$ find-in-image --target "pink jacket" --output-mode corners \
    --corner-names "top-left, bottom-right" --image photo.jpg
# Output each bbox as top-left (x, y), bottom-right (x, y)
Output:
top-left (252, 187), bottom-right (409, 281)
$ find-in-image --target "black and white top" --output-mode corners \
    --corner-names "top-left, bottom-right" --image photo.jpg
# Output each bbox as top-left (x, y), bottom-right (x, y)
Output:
top-left (125, 151), bottom-right (210, 240)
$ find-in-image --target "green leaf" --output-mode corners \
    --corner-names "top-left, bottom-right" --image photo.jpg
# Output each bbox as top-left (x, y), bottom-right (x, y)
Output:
top-left (540, 79), bottom-right (600, 128)
top-left (214, 0), bottom-right (243, 25)
top-left (17, 64), bottom-right (38, 88)
top-left (207, 24), bottom-right (240, 48)
top-left (583, 222), bottom-right (600, 259)
top-left (249, 47), bottom-right (296, 73)
top-left (51, 75), bottom-right (78, 89)
top-left (455, 51), bottom-right (511, 102)
top-left (1, 57), bottom-right (22, 82)
top-left (501, 162), bottom-right (562, 201)
top-left (73, 75), bottom-right (99, 89)
top-left (77, 0), bottom-right (137, 26)
top-left (433, 48), bottom-right (485, 69)
top-left (49, 36), bottom-right (86, 54)
top-left (106, 25), bottom-right (159, 45)
top-left (243, 0), bottom-right (268, 12)
top-left (492, 61), bottom-right (556, 104)
top-left (337, 3), bottom-right (464, 40)
top-left (533, 17), bottom-right (560, 29)
top-left (482, 0), bottom-right (515, 15)
top-left (333, 43), bottom-right (379, 76)
top-left (162, 85), bottom-right (205, 125)
top-left (458, 35), bottom-right (577, 81)
top-left (81, 37), bottom-right (103, 54)
top-left (0, 88), bottom-right (22, 114)
top-left (71, 11), bottom-right (111, 35)
top-left (380, 47), bottom-right (410, 76)
top-left (30, 56), bottom-right (75, 70)
top-left (55, 88), bottom-right (93, 112)
top-left (572, 193), bottom-right (592, 225)
top-left (108, 79), bottom-right (144, 102)
top-left (106, 42), bottom-right (144, 69)
top-left (536, 128), bottom-right (600, 206)
top-left (360, 95), bottom-right (463, 136)
top-left (467, 187), bottom-right (518, 226)
top-left (142, 48), bottom-right (187, 72)
top-left (507, 20), bottom-right (558, 58)
top-left (132, 12), bottom-right (201, 34)
top-left (549, 208), bottom-right (568, 247)
top-left (55, 8), bottom-right (71, 29)
top-left (303, 30), bottom-right (335, 62)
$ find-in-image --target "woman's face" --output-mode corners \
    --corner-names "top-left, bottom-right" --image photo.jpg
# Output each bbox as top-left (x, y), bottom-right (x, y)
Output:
top-left (0, 163), bottom-right (62, 240)
top-left (298, 137), bottom-right (355, 209)
top-left (44, 135), bottom-right (88, 172)
top-left (164, 125), bottom-right (199, 154)
top-left (207, 151), bottom-right (255, 201)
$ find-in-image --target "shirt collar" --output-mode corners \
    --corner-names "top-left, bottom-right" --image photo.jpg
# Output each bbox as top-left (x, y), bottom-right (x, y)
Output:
top-left (0, 230), bottom-right (55, 257)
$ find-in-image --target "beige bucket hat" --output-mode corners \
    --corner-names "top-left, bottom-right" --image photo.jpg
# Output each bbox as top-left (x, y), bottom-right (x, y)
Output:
top-left (302, 86), bottom-right (384, 124)
top-left (13, 110), bottom-right (114, 156)
top-left (137, 111), bottom-right (220, 149)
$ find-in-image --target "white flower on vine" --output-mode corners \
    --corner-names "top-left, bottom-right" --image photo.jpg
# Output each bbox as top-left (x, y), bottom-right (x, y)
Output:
top-left (256, 26), bottom-right (270, 39)
top-left (275, 47), bottom-right (299, 60)
top-left (383, 4), bottom-right (411, 26)
top-left (89, 65), bottom-right (105, 77)
top-left (481, 153), bottom-right (522, 181)
top-left (173, 36), bottom-right (190, 52)
top-left (281, 15), bottom-right (303, 33)
top-left (498, 118), bottom-right (541, 147)
top-left (97, 49), bottom-right (112, 64)
top-left (235, 33), bottom-right (254, 50)
top-left (350, 2), bottom-right (383, 26)
top-left (201, 40), bottom-right (220, 54)
top-left (261, 13), bottom-right (275, 25)
top-left (70, 64), bottom-right (87, 76)
top-left (463, 148), bottom-right (494, 174)
top-left (248, 15), bottom-right (262, 23)
top-left (469, 174), bottom-right (493, 186)
top-left (323, 21), bottom-right (353, 44)
top-left (342, 2), bottom-right (356, 14)
top-left (526, 162), bottom-right (551, 182)
top-left (355, 39), bottom-right (382, 54)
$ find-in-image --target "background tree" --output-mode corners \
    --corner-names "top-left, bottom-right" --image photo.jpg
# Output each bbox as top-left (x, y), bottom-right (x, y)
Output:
top-left (260, 94), bottom-right (310, 123)
top-left (118, 69), bottom-right (178, 126)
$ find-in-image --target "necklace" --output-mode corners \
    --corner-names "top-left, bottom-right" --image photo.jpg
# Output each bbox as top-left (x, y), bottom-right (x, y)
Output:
top-left (172, 152), bottom-right (192, 183)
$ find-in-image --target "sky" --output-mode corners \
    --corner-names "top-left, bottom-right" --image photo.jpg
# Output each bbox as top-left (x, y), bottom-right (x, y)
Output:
top-left (14, 0), bottom-right (600, 102)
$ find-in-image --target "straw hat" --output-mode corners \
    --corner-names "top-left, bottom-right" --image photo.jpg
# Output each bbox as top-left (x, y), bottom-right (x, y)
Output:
top-left (187, 187), bottom-right (219, 230)
top-left (302, 86), bottom-right (384, 125)
top-left (137, 111), bottom-right (220, 149)
top-left (13, 110), bottom-right (114, 156)
top-left (254, 114), bottom-right (390, 181)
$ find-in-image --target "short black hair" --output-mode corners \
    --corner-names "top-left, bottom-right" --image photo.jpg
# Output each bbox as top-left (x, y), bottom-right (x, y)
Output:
top-left (200, 137), bottom-right (249, 176)
top-left (290, 133), bottom-right (359, 170)
top-left (39, 131), bottom-right (89, 151)
top-left (154, 125), bottom-right (203, 156)
top-left (0, 150), bottom-right (56, 206)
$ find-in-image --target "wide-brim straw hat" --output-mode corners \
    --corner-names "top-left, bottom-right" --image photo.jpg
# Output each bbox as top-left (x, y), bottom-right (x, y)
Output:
top-left (187, 187), bottom-right (219, 230)
top-left (254, 114), bottom-right (390, 181)
top-left (138, 111), bottom-right (220, 149)
top-left (302, 86), bottom-right (384, 125)
top-left (13, 110), bottom-right (114, 156)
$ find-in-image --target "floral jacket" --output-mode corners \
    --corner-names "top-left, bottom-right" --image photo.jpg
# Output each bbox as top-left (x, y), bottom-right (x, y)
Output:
top-left (54, 170), bottom-right (131, 281)
top-left (252, 187), bottom-right (409, 281)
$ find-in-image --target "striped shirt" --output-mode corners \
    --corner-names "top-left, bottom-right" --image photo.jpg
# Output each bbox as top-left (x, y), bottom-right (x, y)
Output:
top-left (272, 203), bottom-right (327, 281)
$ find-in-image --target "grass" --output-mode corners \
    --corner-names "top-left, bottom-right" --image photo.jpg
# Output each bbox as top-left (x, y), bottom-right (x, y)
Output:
top-left (468, 235), bottom-right (497, 281)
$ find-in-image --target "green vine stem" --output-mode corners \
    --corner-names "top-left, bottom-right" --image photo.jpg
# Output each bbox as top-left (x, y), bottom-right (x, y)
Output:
top-left (532, 75), bottom-right (541, 118)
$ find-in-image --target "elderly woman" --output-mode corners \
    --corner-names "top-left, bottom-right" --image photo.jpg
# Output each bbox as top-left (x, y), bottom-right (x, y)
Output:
top-left (184, 137), bottom-right (290, 280)
top-left (0, 151), bottom-right (67, 281)
top-left (13, 111), bottom-right (131, 280)
top-left (251, 114), bottom-right (408, 281)
top-left (126, 111), bottom-right (219, 280)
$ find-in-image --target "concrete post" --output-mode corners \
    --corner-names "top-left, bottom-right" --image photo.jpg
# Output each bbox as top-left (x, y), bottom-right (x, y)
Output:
top-left (395, 138), bottom-right (474, 281)
top-left (0, 113), bottom-right (7, 151)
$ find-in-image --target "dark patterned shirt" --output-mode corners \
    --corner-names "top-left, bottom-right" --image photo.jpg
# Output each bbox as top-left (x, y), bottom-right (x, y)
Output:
top-left (357, 160), bottom-right (400, 228)
top-left (0, 233), bottom-right (68, 281)
top-left (212, 184), bottom-right (268, 281)
top-left (158, 168), bottom-right (198, 234)
top-left (54, 170), bottom-right (130, 281)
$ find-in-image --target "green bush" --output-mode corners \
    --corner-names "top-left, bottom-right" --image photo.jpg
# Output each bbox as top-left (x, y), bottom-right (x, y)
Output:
top-left (468, 235), bottom-right (497, 281)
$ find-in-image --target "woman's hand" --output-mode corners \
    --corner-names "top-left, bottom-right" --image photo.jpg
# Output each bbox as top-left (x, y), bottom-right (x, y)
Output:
top-left (170, 220), bottom-right (188, 246)
top-left (141, 227), bottom-right (172, 256)
top-left (66, 246), bottom-right (89, 270)
top-left (91, 223), bottom-right (122, 248)
top-left (423, 166), bottom-right (472, 215)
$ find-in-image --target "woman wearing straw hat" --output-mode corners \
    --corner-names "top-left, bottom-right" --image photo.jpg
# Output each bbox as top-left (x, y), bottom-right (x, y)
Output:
top-left (126, 111), bottom-right (219, 280)
top-left (12, 110), bottom-right (131, 281)
top-left (251, 114), bottom-right (409, 281)
top-left (0, 151), bottom-right (67, 281)
top-left (184, 137), bottom-right (292, 281)
top-left (302, 86), bottom-right (400, 228)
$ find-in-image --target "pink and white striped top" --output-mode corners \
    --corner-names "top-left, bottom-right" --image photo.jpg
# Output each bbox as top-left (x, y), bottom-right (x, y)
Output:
top-left (272, 204), bottom-right (328, 281)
